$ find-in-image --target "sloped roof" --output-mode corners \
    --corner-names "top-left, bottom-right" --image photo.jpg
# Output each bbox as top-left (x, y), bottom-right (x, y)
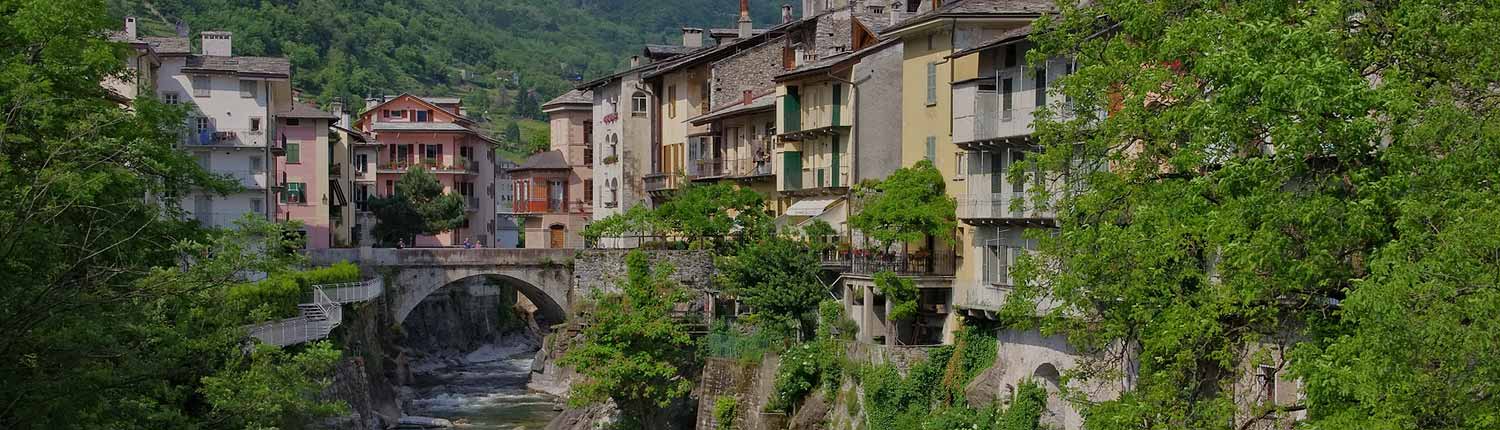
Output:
top-left (542, 89), bottom-right (593, 109)
top-left (689, 92), bottom-right (776, 125)
top-left (853, 10), bottom-right (897, 34)
top-left (142, 36), bottom-right (190, 55)
top-left (950, 24), bottom-right (1035, 58)
top-left (886, 0), bottom-right (1054, 34)
top-left (645, 44), bottom-right (697, 59)
top-left (277, 103), bottom-right (339, 120)
top-left (511, 150), bottom-right (570, 171)
top-left (709, 28), bottom-right (770, 39)
top-left (184, 55), bottom-right (291, 77)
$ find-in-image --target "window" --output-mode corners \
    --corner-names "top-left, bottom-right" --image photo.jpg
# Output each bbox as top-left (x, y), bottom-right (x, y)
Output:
top-left (548, 179), bottom-right (565, 212)
top-left (385, 180), bottom-right (394, 196)
top-left (925, 62), bottom-right (938, 105)
top-left (354, 153), bottom-right (368, 173)
top-left (250, 117), bottom-right (262, 132)
top-left (286, 118), bottom-right (301, 126)
top-left (355, 185), bottom-right (370, 211)
top-left (416, 110), bottom-right (430, 122)
top-left (281, 182), bottom-right (306, 204)
top-left (1004, 44), bottom-right (1018, 68)
top-left (195, 117), bottom-right (211, 132)
top-left (398, 110), bottom-right (408, 118)
top-left (906, 0), bottom-right (920, 12)
top-left (1002, 78), bottom-right (1014, 121)
top-left (1011, 151), bottom-right (1026, 193)
top-left (382, 109), bottom-right (391, 119)
top-left (666, 85), bottom-right (679, 118)
top-left (163, 92), bottom-right (180, 105)
top-left (239, 80), bottom-right (257, 98)
top-left (925, 136), bottom-right (936, 161)
top-left (699, 82), bottom-right (710, 114)
top-left (1258, 365), bottom-right (1278, 404)
top-left (423, 144), bottom-right (440, 164)
top-left (193, 76), bottom-right (210, 97)
top-left (954, 152), bottom-right (965, 179)
top-left (631, 94), bottom-right (649, 115)
top-left (249, 156), bottom-right (264, 174)
top-left (584, 179), bottom-right (593, 204)
top-left (250, 198), bottom-right (263, 215)
top-left (1035, 66), bottom-right (1048, 107)
top-left (286, 143), bottom-right (300, 164)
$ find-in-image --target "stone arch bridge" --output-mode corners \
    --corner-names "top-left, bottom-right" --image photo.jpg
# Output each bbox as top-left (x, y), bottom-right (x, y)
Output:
top-left (306, 248), bottom-right (578, 325)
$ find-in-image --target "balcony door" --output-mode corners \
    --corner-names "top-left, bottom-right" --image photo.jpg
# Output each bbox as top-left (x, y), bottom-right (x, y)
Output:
top-left (549, 225), bottom-right (565, 248)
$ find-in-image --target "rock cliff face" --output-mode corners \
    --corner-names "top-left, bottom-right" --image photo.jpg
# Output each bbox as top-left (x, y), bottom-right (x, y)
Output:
top-left (327, 297), bottom-right (403, 430)
top-left (400, 277), bottom-right (539, 364)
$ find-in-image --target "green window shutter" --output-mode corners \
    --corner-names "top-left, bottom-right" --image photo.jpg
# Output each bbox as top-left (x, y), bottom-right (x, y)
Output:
top-left (926, 63), bottom-right (937, 105)
top-left (830, 134), bottom-right (840, 187)
top-left (784, 86), bottom-right (801, 132)
top-left (286, 143), bottom-right (300, 164)
top-left (783, 151), bottom-right (802, 189)
top-left (831, 84), bottom-right (843, 126)
top-left (925, 136), bottom-right (936, 161)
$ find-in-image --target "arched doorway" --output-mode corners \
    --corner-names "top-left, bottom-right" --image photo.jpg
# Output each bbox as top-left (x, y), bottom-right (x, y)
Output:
top-left (1033, 363), bottom-right (1065, 429)
top-left (548, 224), bottom-right (566, 249)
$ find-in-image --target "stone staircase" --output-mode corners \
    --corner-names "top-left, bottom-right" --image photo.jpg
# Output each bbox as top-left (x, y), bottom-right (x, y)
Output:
top-left (246, 278), bottom-right (383, 347)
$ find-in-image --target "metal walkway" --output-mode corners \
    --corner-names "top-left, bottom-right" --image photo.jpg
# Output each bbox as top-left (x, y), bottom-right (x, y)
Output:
top-left (245, 279), bottom-right (384, 347)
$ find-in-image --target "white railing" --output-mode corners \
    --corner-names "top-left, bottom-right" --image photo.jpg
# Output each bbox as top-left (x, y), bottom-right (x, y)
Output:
top-left (245, 278), bottom-right (383, 347)
top-left (219, 169), bottom-right (269, 190)
top-left (956, 193), bottom-right (1056, 220)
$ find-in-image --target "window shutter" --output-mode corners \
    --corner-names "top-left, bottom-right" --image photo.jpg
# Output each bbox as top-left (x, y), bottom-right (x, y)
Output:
top-left (286, 143), bottom-right (300, 164)
top-left (926, 63), bottom-right (938, 105)
top-left (925, 136), bottom-right (936, 161)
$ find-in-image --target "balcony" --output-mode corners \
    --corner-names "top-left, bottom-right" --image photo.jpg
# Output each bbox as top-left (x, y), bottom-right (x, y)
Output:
top-left (725, 157), bottom-right (773, 179)
top-left (784, 166), bottom-right (848, 194)
top-left (187, 129), bottom-right (268, 149)
top-left (644, 173), bottom-right (680, 194)
top-left (376, 159), bottom-right (478, 175)
top-left (952, 78), bottom-right (1039, 149)
top-left (956, 193), bottom-right (1056, 223)
top-left (689, 158), bottom-right (726, 180)
top-left (840, 246), bottom-right (957, 277)
top-left (193, 211), bottom-right (262, 228)
top-left (510, 198), bottom-right (586, 215)
top-left (220, 169), bottom-right (270, 190)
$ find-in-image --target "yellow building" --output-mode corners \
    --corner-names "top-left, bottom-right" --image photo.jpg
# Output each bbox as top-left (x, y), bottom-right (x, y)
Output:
top-left (884, 0), bottom-right (1049, 344)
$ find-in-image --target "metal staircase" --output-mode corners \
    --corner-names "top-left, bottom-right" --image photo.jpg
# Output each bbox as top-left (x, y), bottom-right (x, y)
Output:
top-left (246, 278), bottom-right (383, 347)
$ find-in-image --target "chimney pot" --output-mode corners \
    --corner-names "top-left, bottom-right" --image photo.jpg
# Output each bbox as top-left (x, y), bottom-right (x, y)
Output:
top-left (124, 17), bottom-right (137, 39)
top-left (630, 56), bottom-right (641, 67)
top-left (782, 4), bottom-right (794, 23)
top-left (682, 28), bottom-right (704, 48)
top-left (200, 31), bottom-right (233, 56)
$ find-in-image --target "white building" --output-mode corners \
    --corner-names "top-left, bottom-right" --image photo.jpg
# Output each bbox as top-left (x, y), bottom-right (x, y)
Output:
top-left (141, 29), bottom-right (293, 228)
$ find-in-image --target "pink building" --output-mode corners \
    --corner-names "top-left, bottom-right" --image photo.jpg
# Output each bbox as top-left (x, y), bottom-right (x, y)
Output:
top-left (511, 90), bottom-right (594, 248)
top-left (274, 103), bottom-right (342, 249)
top-left (353, 94), bottom-right (498, 247)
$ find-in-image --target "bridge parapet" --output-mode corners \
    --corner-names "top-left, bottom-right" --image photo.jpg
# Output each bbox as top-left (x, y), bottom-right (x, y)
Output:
top-left (306, 248), bottom-right (577, 267)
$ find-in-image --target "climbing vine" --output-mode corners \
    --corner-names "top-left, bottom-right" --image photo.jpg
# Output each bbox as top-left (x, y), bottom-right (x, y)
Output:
top-left (873, 271), bottom-right (918, 321)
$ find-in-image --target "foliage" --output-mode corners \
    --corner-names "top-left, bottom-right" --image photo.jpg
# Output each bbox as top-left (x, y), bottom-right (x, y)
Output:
top-left (582, 205), bottom-right (663, 245)
top-left (199, 341), bottom-right (347, 429)
top-left (367, 166), bottom-right (466, 246)
top-left (768, 340), bottom-right (841, 413)
top-left (817, 299), bottom-right (858, 341)
top-left (721, 234), bottom-right (826, 337)
top-left (227, 261), bottom-right (361, 322)
top-left (997, 381), bottom-right (1047, 430)
top-left (712, 396), bottom-right (738, 430)
top-left (702, 320), bottom-right (782, 363)
top-left (1014, 0), bottom-right (1500, 428)
top-left (851, 326), bottom-right (1011, 430)
top-left (801, 218), bottom-right (837, 253)
top-left (655, 182), bottom-right (769, 248)
top-left (849, 160), bottom-right (956, 250)
top-left (560, 250), bottom-right (696, 429)
top-left (873, 271), bottom-right (918, 321)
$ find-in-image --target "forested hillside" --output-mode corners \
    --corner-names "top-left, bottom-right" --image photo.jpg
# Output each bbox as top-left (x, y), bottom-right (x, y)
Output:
top-left (106, 0), bottom-right (791, 148)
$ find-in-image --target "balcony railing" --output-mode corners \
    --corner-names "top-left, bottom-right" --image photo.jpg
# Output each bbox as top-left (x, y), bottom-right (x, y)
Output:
top-left (690, 158), bottom-right (726, 179)
top-left (956, 193), bottom-right (1056, 220)
top-left (724, 157), bottom-right (773, 178)
top-left (834, 247), bottom-right (957, 276)
top-left (376, 160), bottom-right (477, 174)
top-left (188, 128), bottom-right (268, 148)
top-left (220, 169), bottom-right (269, 190)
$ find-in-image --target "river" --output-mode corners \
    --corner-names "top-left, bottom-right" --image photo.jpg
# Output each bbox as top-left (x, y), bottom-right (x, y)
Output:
top-left (405, 343), bottom-right (561, 429)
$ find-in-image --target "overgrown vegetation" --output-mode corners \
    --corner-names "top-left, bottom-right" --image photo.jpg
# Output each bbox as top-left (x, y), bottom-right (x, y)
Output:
top-left (853, 324), bottom-right (1033, 430)
top-left (227, 261), bottom-right (360, 322)
top-left (584, 183), bottom-right (769, 250)
top-left (713, 396), bottom-right (738, 430)
top-left (848, 160), bottom-right (956, 251)
top-left (768, 340), bottom-right (843, 413)
top-left (873, 271), bottom-right (919, 321)
top-left (560, 250), bottom-right (697, 429)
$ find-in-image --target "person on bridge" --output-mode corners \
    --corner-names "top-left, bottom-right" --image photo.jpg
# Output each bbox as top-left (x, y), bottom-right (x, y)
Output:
top-left (463, 238), bottom-right (473, 249)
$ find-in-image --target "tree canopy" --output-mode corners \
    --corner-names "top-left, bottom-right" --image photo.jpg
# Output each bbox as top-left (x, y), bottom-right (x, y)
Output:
top-left (849, 160), bottom-right (957, 250)
top-left (720, 234), bottom-right (827, 338)
top-left (1011, 0), bottom-right (1500, 428)
top-left (367, 166), bottom-right (466, 246)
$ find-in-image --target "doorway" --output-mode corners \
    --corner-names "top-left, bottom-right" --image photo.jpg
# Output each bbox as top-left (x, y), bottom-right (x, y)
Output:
top-left (548, 224), bottom-right (566, 248)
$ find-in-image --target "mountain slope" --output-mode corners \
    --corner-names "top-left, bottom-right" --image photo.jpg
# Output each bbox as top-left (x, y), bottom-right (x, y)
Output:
top-left (107, 0), bottom-right (795, 127)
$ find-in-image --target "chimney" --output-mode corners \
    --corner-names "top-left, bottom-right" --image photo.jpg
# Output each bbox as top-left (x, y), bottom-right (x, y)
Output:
top-left (802, 0), bottom-right (817, 17)
top-left (682, 28), bottom-right (704, 48)
top-left (932, 0), bottom-right (942, 9)
top-left (782, 3), bottom-right (794, 23)
top-left (201, 31), bottom-right (232, 56)
top-left (630, 55), bottom-right (641, 68)
top-left (738, 0), bottom-right (754, 39)
top-left (124, 17), bottom-right (137, 39)
top-left (175, 19), bottom-right (188, 37)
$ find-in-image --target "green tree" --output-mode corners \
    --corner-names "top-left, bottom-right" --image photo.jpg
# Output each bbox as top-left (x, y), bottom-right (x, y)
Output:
top-left (367, 166), bottom-right (465, 246)
top-left (656, 182), bottom-right (770, 248)
top-left (720, 235), bottom-right (826, 338)
top-left (849, 160), bottom-right (957, 251)
top-left (504, 122), bottom-right (523, 145)
top-left (1014, 1), bottom-right (1500, 429)
top-left (873, 271), bottom-right (918, 321)
top-left (560, 251), bottom-right (696, 429)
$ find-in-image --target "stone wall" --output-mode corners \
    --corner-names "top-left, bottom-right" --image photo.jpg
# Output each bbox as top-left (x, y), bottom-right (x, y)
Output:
top-left (711, 35), bottom-right (787, 111)
top-left (574, 249), bottom-right (717, 294)
top-left (842, 341), bottom-right (935, 374)
top-left (695, 355), bottom-right (784, 430)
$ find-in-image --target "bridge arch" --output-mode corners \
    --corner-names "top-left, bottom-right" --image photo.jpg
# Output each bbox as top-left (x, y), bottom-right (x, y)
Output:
top-left (396, 271), bottom-right (567, 326)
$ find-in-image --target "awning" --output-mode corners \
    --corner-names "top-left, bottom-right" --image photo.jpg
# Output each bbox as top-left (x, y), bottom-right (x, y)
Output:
top-left (797, 198), bottom-right (847, 229)
top-left (784, 197), bottom-right (841, 217)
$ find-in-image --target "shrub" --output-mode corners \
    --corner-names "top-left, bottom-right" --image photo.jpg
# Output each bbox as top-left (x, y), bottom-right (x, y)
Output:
top-left (817, 299), bottom-right (858, 341)
top-left (768, 340), bottom-right (841, 413)
top-left (228, 261), bottom-right (362, 322)
top-left (713, 396), bottom-right (738, 430)
top-left (873, 271), bottom-right (918, 321)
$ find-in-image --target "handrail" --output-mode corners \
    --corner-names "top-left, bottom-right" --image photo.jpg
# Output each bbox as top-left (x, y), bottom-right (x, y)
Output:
top-left (244, 278), bottom-right (383, 347)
